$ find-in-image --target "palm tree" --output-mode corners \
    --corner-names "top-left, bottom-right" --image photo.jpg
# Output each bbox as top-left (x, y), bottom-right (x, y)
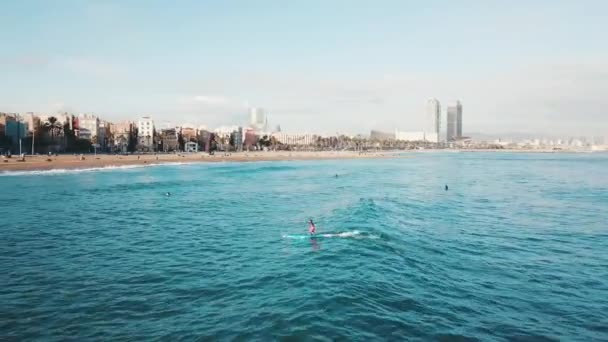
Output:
top-left (63, 122), bottom-right (76, 151)
top-left (269, 135), bottom-right (278, 151)
top-left (44, 116), bottom-right (63, 142)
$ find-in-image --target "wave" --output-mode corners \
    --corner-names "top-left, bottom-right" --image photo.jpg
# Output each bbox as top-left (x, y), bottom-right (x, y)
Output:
top-left (215, 163), bottom-right (296, 174)
top-left (0, 162), bottom-right (199, 177)
top-left (282, 230), bottom-right (381, 240)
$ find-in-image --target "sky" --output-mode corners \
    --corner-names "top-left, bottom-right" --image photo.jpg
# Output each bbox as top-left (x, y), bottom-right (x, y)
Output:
top-left (1, 0), bottom-right (607, 136)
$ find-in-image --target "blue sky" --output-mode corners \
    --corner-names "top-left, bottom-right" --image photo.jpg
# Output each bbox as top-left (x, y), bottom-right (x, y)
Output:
top-left (1, 0), bottom-right (607, 135)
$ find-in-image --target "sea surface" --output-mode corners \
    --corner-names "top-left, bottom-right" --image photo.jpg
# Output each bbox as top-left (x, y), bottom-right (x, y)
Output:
top-left (1, 152), bottom-right (607, 341)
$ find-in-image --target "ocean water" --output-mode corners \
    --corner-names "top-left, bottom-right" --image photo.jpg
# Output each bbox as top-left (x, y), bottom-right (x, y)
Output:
top-left (1, 152), bottom-right (607, 341)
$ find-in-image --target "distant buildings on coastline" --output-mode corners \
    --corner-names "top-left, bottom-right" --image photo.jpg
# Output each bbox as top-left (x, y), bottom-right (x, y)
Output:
top-left (1, 101), bottom-right (605, 155)
top-left (446, 101), bottom-right (463, 142)
top-left (272, 133), bottom-right (315, 146)
top-left (425, 98), bottom-right (441, 143)
top-left (392, 98), bottom-right (467, 144)
top-left (249, 107), bottom-right (267, 133)
top-left (77, 114), bottom-right (99, 141)
top-left (137, 116), bottom-right (155, 151)
top-left (0, 108), bottom-right (285, 154)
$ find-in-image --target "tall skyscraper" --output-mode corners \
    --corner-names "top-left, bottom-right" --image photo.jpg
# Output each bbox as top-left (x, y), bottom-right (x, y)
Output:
top-left (425, 98), bottom-right (441, 143)
top-left (446, 101), bottom-right (463, 142)
top-left (249, 107), bottom-right (267, 132)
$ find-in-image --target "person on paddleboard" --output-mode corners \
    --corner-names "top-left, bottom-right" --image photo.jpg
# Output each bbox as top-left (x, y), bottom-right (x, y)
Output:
top-left (308, 219), bottom-right (316, 235)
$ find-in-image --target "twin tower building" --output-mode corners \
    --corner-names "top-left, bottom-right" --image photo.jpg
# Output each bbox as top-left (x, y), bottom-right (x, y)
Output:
top-left (426, 99), bottom-right (463, 143)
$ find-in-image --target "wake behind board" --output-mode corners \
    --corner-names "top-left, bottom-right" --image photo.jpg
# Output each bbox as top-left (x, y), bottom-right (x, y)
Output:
top-left (282, 230), bottom-right (362, 239)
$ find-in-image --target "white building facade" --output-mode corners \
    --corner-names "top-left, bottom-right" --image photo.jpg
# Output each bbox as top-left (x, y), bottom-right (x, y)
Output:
top-left (249, 107), bottom-right (267, 132)
top-left (23, 112), bottom-right (40, 134)
top-left (112, 121), bottom-right (134, 152)
top-left (185, 141), bottom-right (199, 152)
top-left (78, 114), bottom-right (99, 141)
top-left (138, 116), bottom-right (155, 150)
top-left (395, 131), bottom-right (426, 142)
top-left (425, 98), bottom-right (441, 143)
top-left (272, 132), bottom-right (315, 146)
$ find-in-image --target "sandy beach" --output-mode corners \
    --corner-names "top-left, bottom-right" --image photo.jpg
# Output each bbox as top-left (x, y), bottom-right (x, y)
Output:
top-left (0, 151), bottom-right (402, 173)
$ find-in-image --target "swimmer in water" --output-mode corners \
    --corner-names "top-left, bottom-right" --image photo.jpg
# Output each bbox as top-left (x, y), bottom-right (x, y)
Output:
top-left (445, 185), bottom-right (448, 191)
top-left (308, 219), bottom-right (316, 235)
top-left (166, 192), bottom-right (171, 196)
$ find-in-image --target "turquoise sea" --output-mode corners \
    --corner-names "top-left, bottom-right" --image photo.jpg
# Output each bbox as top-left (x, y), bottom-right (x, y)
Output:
top-left (1, 152), bottom-right (607, 341)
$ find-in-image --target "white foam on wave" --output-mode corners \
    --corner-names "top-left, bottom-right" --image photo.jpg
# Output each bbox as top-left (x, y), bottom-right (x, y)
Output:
top-left (281, 234), bottom-right (308, 240)
top-left (0, 161), bottom-right (199, 177)
top-left (319, 230), bottom-right (361, 238)
top-left (282, 230), bottom-right (380, 240)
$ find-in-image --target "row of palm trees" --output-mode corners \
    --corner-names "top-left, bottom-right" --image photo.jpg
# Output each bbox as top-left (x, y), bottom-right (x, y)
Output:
top-left (34, 116), bottom-right (89, 153)
top-left (252, 134), bottom-right (444, 151)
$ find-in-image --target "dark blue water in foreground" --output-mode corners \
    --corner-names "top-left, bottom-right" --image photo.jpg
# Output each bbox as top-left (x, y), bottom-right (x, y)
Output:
top-left (1, 152), bottom-right (607, 341)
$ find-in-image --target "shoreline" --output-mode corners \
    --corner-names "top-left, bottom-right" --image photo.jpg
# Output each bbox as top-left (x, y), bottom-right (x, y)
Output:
top-left (0, 151), bottom-right (401, 173)
top-left (1, 149), bottom-right (604, 173)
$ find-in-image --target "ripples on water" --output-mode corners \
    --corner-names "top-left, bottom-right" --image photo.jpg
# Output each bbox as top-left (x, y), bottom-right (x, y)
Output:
top-left (1, 153), bottom-right (607, 341)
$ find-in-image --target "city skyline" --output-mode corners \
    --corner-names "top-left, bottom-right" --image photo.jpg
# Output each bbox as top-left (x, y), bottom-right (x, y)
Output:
top-left (1, 1), bottom-right (607, 136)
top-left (1, 102), bottom-right (605, 144)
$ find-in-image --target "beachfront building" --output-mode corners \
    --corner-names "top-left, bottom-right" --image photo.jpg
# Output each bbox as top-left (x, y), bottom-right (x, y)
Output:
top-left (447, 101), bottom-right (463, 142)
top-left (22, 112), bottom-right (41, 135)
top-left (6, 120), bottom-right (28, 144)
top-left (137, 116), bottom-right (155, 151)
top-left (233, 127), bottom-right (243, 151)
top-left (0, 114), bottom-right (29, 153)
top-left (159, 128), bottom-right (179, 152)
top-left (395, 131), bottom-right (426, 142)
top-left (0, 122), bottom-right (5, 145)
top-left (243, 128), bottom-right (257, 151)
top-left (272, 132), bottom-right (315, 146)
top-left (58, 113), bottom-right (74, 131)
top-left (370, 130), bottom-right (394, 141)
top-left (77, 114), bottom-right (99, 142)
top-left (185, 141), bottom-right (199, 152)
top-left (214, 125), bottom-right (243, 151)
top-left (0, 113), bottom-right (16, 139)
top-left (98, 120), bottom-right (110, 151)
top-left (249, 107), bottom-right (267, 132)
top-left (38, 113), bottom-right (70, 127)
top-left (195, 129), bottom-right (210, 153)
top-left (112, 121), bottom-right (135, 153)
top-left (180, 125), bottom-right (198, 142)
top-left (426, 98), bottom-right (441, 143)
top-left (214, 126), bottom-right (237, 139)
